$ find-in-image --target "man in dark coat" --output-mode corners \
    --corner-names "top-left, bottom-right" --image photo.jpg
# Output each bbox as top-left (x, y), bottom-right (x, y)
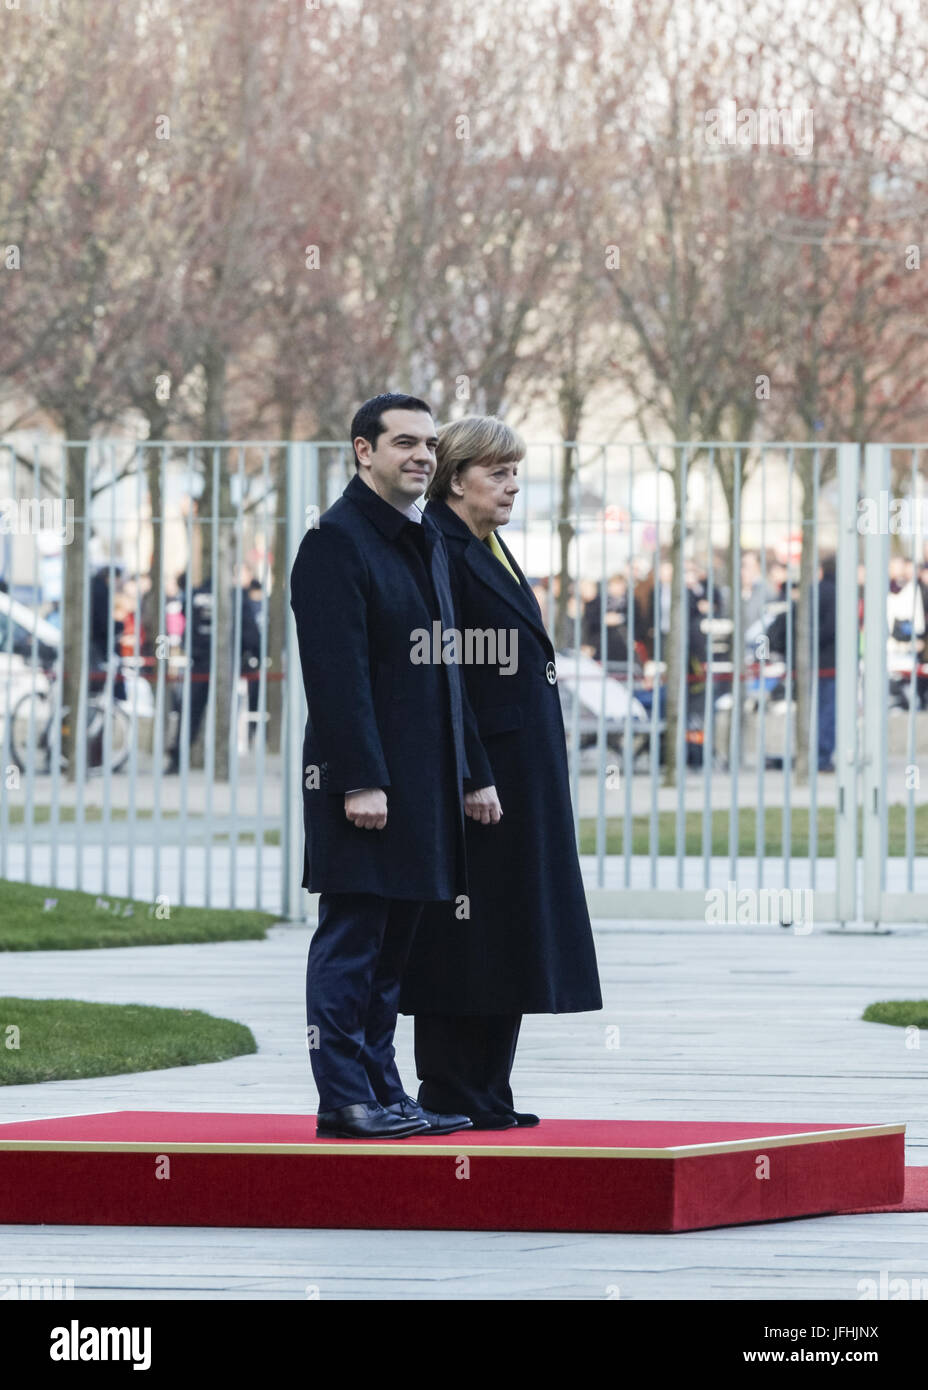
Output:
top-left (164, 572), bottom-right (211, 774)
top-left (241, 577), bottom-right (263, 747)
top-left (398, 415), bottom-right (602, 1128)
top-left (764, 555), bottom-right (836, 771)
top-left (289, 393), bottom-right (474, 1139)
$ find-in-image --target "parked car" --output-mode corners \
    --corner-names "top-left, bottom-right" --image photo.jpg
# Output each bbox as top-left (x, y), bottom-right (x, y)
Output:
top-left (0, 589), bottom-right (153, 774)
top-left (0, 590), bottom-right (60, 718)
top-left (556, 649), bottom-right (659, 767)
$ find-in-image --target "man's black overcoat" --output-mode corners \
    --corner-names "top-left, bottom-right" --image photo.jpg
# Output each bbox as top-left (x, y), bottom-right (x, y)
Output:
top-left (398, 497), bottom-right (603, 1014)
top-left (289, 473), bottom-right (470, 902)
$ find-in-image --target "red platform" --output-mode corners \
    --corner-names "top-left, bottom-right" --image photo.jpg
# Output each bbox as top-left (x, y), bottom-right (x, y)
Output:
top-left (0, 1111), bottom-right (904, 1233)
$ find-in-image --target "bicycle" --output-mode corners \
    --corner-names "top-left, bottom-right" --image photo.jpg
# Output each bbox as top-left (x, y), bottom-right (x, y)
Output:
top-left (9, 659), bottom-right (147, 777)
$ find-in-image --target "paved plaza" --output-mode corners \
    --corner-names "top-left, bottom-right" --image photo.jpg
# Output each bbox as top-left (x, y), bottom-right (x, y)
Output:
top-left (1, 915), bottom-right (926, 1299)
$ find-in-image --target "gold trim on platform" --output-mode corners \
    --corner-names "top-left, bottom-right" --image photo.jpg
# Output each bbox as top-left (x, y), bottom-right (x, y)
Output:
top-left (0, 1123), bottom-right (905, 1159)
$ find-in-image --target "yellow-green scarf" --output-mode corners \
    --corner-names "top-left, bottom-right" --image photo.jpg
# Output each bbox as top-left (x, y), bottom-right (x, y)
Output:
top-left (486, 530), bottom-right (520, 584)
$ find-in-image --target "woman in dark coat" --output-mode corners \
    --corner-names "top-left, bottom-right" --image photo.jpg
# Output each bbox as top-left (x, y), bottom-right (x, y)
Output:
top-left (398, 416), bottom-right (602, 1128)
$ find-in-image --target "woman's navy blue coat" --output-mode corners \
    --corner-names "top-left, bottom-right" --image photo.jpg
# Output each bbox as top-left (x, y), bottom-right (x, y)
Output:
top-left (398, 497), bottom-right (603, 1015)
top-left (289, 474), bottom-right (470, 902)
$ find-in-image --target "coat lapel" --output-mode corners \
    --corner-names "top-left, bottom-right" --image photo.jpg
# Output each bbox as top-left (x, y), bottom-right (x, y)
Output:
top-left (424, 498), bottom-right (553, 653)
top-left (421, 509), bottom-right (457, 634)
top-left (344, 472), bottom-right (452, 625)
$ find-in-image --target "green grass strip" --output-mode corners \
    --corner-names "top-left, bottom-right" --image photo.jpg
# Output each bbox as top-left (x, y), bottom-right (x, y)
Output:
top-left (0, 997), bottom-right (257, 1085)
top-left (578, 805), bottom-right (928, 857)
top-left (862, 1001), bottom-right (928, 1029)
top-left (0, 880), bottom-right (277, 951)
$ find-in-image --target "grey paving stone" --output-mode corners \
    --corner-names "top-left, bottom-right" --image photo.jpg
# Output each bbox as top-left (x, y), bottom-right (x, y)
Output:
top-left (1, 917), bottom-right (926, 1298)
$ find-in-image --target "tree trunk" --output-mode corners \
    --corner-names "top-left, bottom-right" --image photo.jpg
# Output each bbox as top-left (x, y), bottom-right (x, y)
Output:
top-left (555, 388), bottom-right (584, 650)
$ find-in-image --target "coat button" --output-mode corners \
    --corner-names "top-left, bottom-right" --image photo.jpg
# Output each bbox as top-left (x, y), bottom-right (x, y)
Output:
top-left (545, 660), bottom-right (557, 685)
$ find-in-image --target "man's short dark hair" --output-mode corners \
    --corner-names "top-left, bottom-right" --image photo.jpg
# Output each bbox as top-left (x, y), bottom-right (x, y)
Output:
top-left (350, 393), bottom-right (433, 470)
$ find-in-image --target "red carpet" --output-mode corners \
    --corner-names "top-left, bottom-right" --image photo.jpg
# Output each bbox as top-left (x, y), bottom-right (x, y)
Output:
top-left (0, 1112), bottom-right (905, 1233)
top-left (838, 1165), bottom-right (928, 1214)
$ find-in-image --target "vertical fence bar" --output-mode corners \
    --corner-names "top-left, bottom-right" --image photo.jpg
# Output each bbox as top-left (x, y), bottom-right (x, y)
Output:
top-left (702, 447), bottom-right (715, 888)
top-left (782, 444), bottom-right (794, 892)
top-left (728, 446), bottom-right (742, 886)
top-left (757, 445), bottom-right (767, 888)
top-left (152, 444), bottom-right (167, 907)
top-left (835, 442), bottom-right (859, 926)
top-left (126, 444), bottom-right (143, 903)
top-left (74, 444), bottom-right (91, 892)
top-left (255, 444), bottom-right (272, 913)
top-left (595, 445), bottom-right (607, 890)
top-left (1, 447), bottom-right (15, 881)
top-left (862, 443), bottom-right (889, 924)
top-left (545, 444), bottom-right (555, 644)
top-left (229, 444), bottom-right (245, 909)
top-left (101, 441), bottom-right (117, 898)
top-left (675, 444), bottom-right (688, 887)
top-left (905, 452), bottom-right (923, 892)
top-left (569, 445), bottom-right (582, 845)
top-left (623, 444), bottom-right (634, 887)
top-left (649, 446), bottom-right (660, 889)
top-left (23, 442), bottom-right (41, 885)
top-left (203, 446), bottom-right (220, 909)
top-left (809, 447), bottom-right (820, 888)
top-left (49, 441), bottom-right (66, 890)
top-left (178, 446), bottom-right (195, 907)
top-left (284, 440), bottom-right (311, 921)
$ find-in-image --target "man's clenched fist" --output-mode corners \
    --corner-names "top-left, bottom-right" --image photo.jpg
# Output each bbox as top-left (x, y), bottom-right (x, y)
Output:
top-left (344, 788), bottom-right (388, 829)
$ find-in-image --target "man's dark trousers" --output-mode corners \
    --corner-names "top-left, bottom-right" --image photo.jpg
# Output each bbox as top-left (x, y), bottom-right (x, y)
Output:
top-left (307, 893), bottom-right (424, 1111)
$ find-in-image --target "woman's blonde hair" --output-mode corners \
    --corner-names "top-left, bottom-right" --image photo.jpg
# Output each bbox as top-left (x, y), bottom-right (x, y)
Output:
top-left (426, 415), bottom-right (526, 502)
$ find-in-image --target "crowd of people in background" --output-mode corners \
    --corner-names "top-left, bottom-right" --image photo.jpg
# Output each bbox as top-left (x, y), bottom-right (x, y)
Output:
top-left (14, 543), bottom-right (928, 778)
top-left (528, 548), bottom-right (928, 774)
top-left (37, 562), bottom-right (267, 774)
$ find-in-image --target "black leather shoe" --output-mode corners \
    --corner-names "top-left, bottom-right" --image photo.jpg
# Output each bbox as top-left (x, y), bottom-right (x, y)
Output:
top-left (465, 1111), bottom-right (519, 1130)
top-left (316, 1103), bottom-right (429, 1139)
top-left (513, 1112), bottom-right (540, 1126)
top-left (386, 1095), bottom-right (473, 1136)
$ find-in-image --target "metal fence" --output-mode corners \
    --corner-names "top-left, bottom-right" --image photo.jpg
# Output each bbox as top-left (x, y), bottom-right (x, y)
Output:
top-left (1, 438), bottom-right (926, 927)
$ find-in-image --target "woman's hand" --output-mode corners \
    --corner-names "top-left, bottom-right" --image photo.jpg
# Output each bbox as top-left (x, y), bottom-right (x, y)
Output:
top-left (464, 785), bottom-right (503, 824)
top-left (344, 788), bottom-right (388, 829)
